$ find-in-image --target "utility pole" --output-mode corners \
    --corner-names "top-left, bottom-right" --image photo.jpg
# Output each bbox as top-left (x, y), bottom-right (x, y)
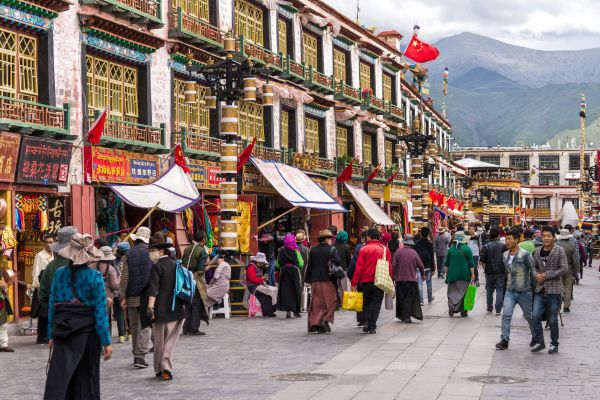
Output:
top-left (579, 94), bottom-right (588, 218)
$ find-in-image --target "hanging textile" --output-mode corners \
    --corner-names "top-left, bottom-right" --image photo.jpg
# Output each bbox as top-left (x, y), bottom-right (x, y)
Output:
top-left (34, 195), bottom-right (49, 232)
top-left (1, 226), bottom-right (17, 258)
top-left (183, 208), bottom-right (194, 236)
top-left (105, 196), bottom-right (125, 245)
top-left (236, 202), bottom-right (252, 254)
top-left (14, 194), bottom-right (24, 232)
top-left (203, 207), bottom-right (213, 248)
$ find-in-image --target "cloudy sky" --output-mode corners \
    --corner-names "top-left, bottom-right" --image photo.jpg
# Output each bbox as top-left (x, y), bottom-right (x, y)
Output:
top-left (324, 0), bottom-right (600, 51)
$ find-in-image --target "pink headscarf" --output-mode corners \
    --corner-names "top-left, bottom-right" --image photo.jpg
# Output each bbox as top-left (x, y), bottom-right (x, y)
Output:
top-left (284, 233), bottom-right (299, 251)
top-left (382, 233), bottom-right (391, 246)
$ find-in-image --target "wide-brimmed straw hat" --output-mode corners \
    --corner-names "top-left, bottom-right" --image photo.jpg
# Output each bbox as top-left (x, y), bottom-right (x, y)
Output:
top-left (296, 232), bottom-right (306, 243)
top-left (50, 226), bottom-right (78, 253)
top-left (58, 234), bottom-right (103, 265)
top-left (557, 229), bottom-right (572, 240)
top-left (130, 227), bottom-right (151, 243)
top-left (251, 252), bottom-right (268, 264)
top-left (99, 246), bottom-right (116, 261)
top-left (317, 229), bottom-right (334, 239)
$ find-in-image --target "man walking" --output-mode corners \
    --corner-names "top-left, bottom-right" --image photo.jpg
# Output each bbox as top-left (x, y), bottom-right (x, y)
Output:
top-left (119, 227), bottom-right (153, 368)
top-left (531, 225), bottom-right (568, 354)
top-left (414, 228), bottom-right (435, 303)
top-left (495, 229), bottom-right (535, 350)
top-left (555, 229), bottom-right (580, 312)
top-left (480, 227), bottom-right (507, 314)
top-left (351, 229), bottom-right (392, 334)
top-left (182, 231), bottom-right (209, 336)
top-left (467, 225), bottom-right (482, 285)
top-left (31, 235), bottom-right (54, 344)
top-left (434, 228), bottom-right (450, 278)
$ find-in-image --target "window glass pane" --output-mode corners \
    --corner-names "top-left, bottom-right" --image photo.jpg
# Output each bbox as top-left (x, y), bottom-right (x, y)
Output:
top-left (235, 0), bottom-right (264, 46)
top-left (336, 126), bottom-right (348, 157)
top-left (569, 154), bottom-right (589, 170)
top-left (363, 134), bottom-right (372, 165)
top-left (281, 109), bottom-right (289, 149)
top-left (538, 155), bottom-right (559, 170)
top-left (359, 62), bottom-right (371, 89)
top-left (535, 198), bottom-right (550, 209)
top-left (239, 100), bottom-right (264, 142)
top-left (303, 32), bottom-right (318, 71)
top-left (333, 48), bottom-right (346, 82)
top-left (385, 140), bottom-right (393, 167)
top-left (305, 117), bottom-right (319, 154)
top-left (382, 73), bottom-right (392, 102)
top-left (538, 173), bottom-right (560, 185)
top-left (173, 0), bottom-right (209, 21)
top-left (0, 28), bottom-right (37, 101)
top-left (173, 79), bottom-right (210, 135)
top-left (509, 155), bottom-right (529, 170)
top-left (277, 18), bottom-right (287, 55)
top-left (480, 155), bottom-right (501, 165)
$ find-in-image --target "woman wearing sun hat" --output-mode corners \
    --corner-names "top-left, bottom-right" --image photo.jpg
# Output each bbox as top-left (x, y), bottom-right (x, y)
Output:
top-left (44, 233), bottom-right (112, 399)
top-left (445, 231), bottom-right (475, 317)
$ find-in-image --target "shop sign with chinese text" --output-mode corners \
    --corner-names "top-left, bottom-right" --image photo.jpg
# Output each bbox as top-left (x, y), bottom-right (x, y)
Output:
top-left (384, 184), bottom-right (407, 203)
top-left (242, 165), bottom-right (277, 194)
top-left (188, 160), bottom-right (224, 191)
top-left (16, 137), bottom-right (71, 185)
top-left (368, 183), bottom-right (385, 199)
top-left (84, 146), bottom-right (159, 184)
top-left (310, 176), bottom-right (337, 197)
top-left (0, 132), bottom-right (20, 182)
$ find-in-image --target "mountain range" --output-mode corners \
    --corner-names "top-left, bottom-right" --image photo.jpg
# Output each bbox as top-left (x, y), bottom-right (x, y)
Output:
top-left (427, 32), bottom-right (600, 147)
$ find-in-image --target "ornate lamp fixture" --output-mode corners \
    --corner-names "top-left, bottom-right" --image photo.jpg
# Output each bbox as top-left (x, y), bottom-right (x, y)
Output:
top-left (586, 164), bottom-right (599, 182)
top-left (399, 116), bottom-right (435, 158)
top-left (579, 180), bottom-right (593, 193)
top-left (421, 158), bottom-right (435, 178)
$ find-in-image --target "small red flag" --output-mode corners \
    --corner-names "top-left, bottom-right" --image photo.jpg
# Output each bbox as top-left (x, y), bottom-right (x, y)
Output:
top-left (447, 196), bottom-right (456, 210)
top-left (237, 137), bottom-right (257, 172)
top-left (404, 34), bottom-right (439, 63)
top-left (428, 190), bottom-right (436, 203)
top-left (336, 159), bottom-right (354, 183)
top-left (87, 109), bottom-right (107, 145)
top-left (387, 169), bottom-right (400, 183)
top-left (437, 192), bottom-right (445, 206)
top-left (364, 164), bottom-right (382, 184)
top-left (174, 144), bottom-right (190, 173)
top-left (458, 201), bottom-right (464, 211)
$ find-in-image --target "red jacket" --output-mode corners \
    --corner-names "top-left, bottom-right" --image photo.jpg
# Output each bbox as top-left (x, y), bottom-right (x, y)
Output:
top-left (351, 239), bottom-right (392, 286)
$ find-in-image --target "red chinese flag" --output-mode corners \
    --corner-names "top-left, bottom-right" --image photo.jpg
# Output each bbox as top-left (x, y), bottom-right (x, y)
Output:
top-left (447, 196), bottom-right (456, 210)
top-left (458, 201), bottom-right (464, 211)
top-left (404, 34), bottom-right (440, 63)
top-left (174, 144), bottom-right (190, 173)
top-left (237, 136), bottom-right (257, 172)
top-left (387, 169), bottom-right (399, 183)
top-left (336, 159), bottom-right (354, 183)
top-left (87, 109), bottom-right (107, 145)
top-left (437, 192), bottom-right (445, 206)
top-left (428, 190), bottom-right (436, 203)
top-left (364, 165), bottom-right (382, 184)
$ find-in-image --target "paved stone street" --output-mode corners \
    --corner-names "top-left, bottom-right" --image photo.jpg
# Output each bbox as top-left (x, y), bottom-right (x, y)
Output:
top-left (1, 268), bottom-right (599, 399)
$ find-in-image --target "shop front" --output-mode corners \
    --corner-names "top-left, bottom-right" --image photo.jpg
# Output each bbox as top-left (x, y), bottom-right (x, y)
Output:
top-left (83, 146), bottom-right (163, 245)
top-left (1, 135), bottom-right (72, 319)
top-left (384, 183), bottom-right (409, 233)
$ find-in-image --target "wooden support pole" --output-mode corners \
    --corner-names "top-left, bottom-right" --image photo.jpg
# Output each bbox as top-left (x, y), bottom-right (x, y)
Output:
top-left (257, 206), bottom-right (300, 231)
top-left (122, 201), bottom-right (161, 242)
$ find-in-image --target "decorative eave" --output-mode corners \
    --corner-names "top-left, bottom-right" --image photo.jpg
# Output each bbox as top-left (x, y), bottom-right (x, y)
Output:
top-left (79, 13), bottom-right (164, 51)
top-left (166, 41), bottom-right (217, 65)
top-left (308, 92), bottom-right (336, 109)
top-left (2, 0), bottom-right (71, 15)
top-left (0, 0), bottom-right (57, 31)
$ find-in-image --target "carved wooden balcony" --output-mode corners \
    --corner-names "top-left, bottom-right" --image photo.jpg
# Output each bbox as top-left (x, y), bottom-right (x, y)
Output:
top-left (81, 0), bottom-right (162, 28)
top-left (238, 36), bottom-right (283, 71)
top-left (239, 141), bottom-right (282, 162)
top-left (385, 101), bottom-right (405, 122)
top-left (0, 95), bottom-right (73, 140)
top-left (304, 66), bottom-right (334, 95)
top-left (337, 159), bottom-right (364, 179)
top-left (292, 152), bottom-right (336, 175)
top-left (334, 81), bottom-right (362, 106)
top-left (172, 128), bottom-right (221, 160)
top-left (361, 92), bottom-right (386, 115)
top-left (169, 7), bottom-right (224, 50)
top-left (281, 55), bottom-right (305, 83)
top-left (102, 116), bottom-right (167, 153)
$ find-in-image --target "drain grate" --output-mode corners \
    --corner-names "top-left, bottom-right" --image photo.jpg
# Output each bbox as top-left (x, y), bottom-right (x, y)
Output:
top-left (272, 373), bottom-right (335, 382)
top-left (466, 375), bottom-right (528, 384)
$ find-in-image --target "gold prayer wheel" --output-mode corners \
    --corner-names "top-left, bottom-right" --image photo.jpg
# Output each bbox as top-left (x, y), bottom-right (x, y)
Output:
top-left (220, 181), bottom-right (237, 195)
top-left (221, 104), bottom-right (238, 136)
top-left (220, 144), bottom-right (238, 173)
top-left (243, 77), bottom-right (257, 101)
top-left (205, 88), bottom-right (217, 109)
top-left (221, 220), bottom-right (238, 234)
top-left (184, 81), bottom-right (197, 104)
top-left (262, 83), bottom-right (274, 106)
top-left (224, 34), bottom-right (236, 52)
top-left (220, 235), bottom-right (238, 251)
top-left (220, 196), bottom-right (238, 212)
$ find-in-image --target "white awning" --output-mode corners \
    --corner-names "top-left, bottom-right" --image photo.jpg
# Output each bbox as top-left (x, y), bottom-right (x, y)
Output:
top-left (344, 183), bottom-right (396, 226)
top-left (251, 158), bottom-right (346, 212)
top-left (109, 164), bottom-right (200, 212)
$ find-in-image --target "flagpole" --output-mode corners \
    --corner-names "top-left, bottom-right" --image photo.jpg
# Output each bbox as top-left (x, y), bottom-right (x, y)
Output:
top-left (579, 94), bottom-right (587, 218)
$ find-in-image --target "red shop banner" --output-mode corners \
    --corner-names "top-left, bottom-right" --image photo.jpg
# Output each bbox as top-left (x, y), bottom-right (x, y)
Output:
top-left (16, 137), bottom-right (71, 185)
top-left (0, 132), bottom-right (21, 182)
top-left (84, 146), bottom-right (160, 184)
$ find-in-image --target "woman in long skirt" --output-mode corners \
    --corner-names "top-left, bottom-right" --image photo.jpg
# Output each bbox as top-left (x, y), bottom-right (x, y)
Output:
top-left (445, 231), bottom-right (475, 317)
top-left (277, 233), bottom-right (304, 318)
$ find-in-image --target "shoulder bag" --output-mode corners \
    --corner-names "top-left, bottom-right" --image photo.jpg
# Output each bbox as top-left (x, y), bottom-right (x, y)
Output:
top-left (374, 246), bottom-right (394, 294)
top-left (328, 247), bottom-right (346, 280)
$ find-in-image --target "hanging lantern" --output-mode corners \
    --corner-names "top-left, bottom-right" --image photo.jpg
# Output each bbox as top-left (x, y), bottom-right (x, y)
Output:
top-left (243, 77), bottom-right (257, 101)
top-left (262, 83), bottom-right (274, 106)
top-left (205, 88), bottom-right (217, 109)
top-left (184, 81), bottom-right (197, 104)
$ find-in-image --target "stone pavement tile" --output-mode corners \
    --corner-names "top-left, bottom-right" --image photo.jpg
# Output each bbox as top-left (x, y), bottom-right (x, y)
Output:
top-left (385, 361), bottom-right (424, 371)
top-left (437, 395), bottom-right (480, 400)
top-left (353, 391), bottom-right (398, 400)
top-left (377, 342), bottom-right (411, 351)
top-left (413, 366), bottom-right (456, 378)
top-left (431, 350), bottom-right (465, 360)
top-left (361, 371), bottom-right (412, 393)
top-left (454, 363), bottom-right (491, 374)
top-left (423, 357), bottom-right (460, 369)
top-left (269, 381), bottom-right (331, 400)
top-left (309, 384), bottom-right (366, 400)
top-left (440, 378), bottom-right (484, 397)
top-left (396, 377), bottom-right (446, 400)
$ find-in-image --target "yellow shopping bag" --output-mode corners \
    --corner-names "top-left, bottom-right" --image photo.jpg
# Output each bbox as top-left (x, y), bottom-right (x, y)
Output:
top-left (342, 291), bottom-right (363, 312)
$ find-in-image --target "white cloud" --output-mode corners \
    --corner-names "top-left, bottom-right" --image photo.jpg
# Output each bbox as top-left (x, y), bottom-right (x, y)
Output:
top-left (324, 0), bottom-right (600, 50)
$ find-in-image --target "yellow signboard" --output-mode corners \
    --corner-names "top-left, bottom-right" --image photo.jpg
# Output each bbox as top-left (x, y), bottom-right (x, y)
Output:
top-left (384, 184), bottom-right (407, 203)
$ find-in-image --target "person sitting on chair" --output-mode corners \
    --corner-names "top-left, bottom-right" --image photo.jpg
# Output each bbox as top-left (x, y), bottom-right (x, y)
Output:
top-left (246, 253), bottom-right (277, 317)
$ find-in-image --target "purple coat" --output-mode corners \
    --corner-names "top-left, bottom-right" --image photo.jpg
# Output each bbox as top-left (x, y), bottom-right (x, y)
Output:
top-left (392, 246), bottom-right (425, 282)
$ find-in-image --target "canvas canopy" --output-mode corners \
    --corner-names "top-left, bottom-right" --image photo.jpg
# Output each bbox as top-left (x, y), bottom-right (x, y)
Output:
top-left (560, 201), bottom-right (579, 227)
top-left (250, 158), bottom-right (346, 212)
top-left (344, 183), bottom-right (396, 226)
top-left (109, 164), bottom-right (200, 212)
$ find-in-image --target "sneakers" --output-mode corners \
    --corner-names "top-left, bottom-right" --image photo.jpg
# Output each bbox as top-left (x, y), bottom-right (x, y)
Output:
top-left (0, 346), bottom-right (15, 352)
top-left (548, 345), bottom-right (559, 354)
top-left (495, 340), bottom-right (509, 350)
top-left (357, 322), bottom-right (365, 328)
top-left (563, 307), bottom-right (570, 312)
top-left (134, 358), bottom-right (149, 368)
top-left (530, 343), bottom-right (546, 353)
top-left (119, 336), bottom-right (125, 343)
top-left (496, 310), bottom-right (502, 315)
top-left (530, 338), bottom-right (536, 347)
top-left (428, 296), bottom-right (435, 303)
top-left (126, 334), bottom-right (132, 341)
top-left (362, 326), bottom-right (369, 333)
top-left (448, 309), bottom-right (454, 317)
top-left (188, 330), bottom-right (206, 336)
top-left (486, 308), bottom-right (493, 313)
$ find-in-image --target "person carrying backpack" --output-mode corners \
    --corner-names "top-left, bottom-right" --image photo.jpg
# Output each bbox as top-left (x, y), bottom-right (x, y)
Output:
top-left (142, 233), bottom-right (186, 381)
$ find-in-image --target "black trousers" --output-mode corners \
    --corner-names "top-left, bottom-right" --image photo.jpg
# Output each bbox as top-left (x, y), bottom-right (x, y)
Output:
top-left (37, 316), bottom-right (48, 342)
top-left (356, 285), bottom-right (365, 323)
top-left (183, 288), bottom-right (207, 333)
top-left (254, 291), bottom-right (276, 317)
top-left (361, 282), bottom-right (384, 331)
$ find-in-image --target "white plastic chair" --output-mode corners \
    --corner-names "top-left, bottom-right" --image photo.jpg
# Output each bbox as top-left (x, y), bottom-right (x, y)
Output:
top-left (209, 293), bottom-right (231, 319)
